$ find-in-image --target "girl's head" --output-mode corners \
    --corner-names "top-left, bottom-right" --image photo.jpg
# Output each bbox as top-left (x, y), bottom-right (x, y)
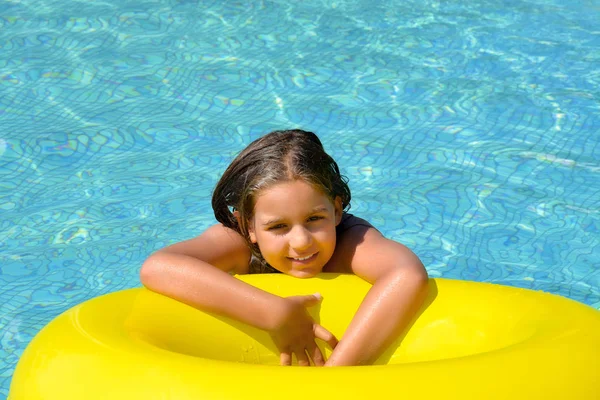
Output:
top-left (212, 129), bottom-right (351, 274)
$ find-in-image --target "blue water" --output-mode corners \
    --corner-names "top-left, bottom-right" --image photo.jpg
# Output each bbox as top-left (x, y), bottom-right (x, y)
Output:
top-left (1, 0), bottom-right (599, 395)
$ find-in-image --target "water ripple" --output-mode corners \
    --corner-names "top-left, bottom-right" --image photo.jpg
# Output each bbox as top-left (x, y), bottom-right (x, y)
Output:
top-left (2, 0), bottom-right (600, 395)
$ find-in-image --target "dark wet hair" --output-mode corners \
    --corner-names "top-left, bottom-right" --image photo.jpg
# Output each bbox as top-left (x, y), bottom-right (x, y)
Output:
top-left (211, 129), bottom-right (351, 273)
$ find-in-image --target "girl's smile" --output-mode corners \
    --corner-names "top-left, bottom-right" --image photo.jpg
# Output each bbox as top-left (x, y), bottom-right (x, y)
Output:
top-left (248, 180), bottom-right (342, 278)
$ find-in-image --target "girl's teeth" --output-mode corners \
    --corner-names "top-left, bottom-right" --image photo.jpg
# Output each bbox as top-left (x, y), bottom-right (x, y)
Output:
top-left (293, 255), bottom-right (312, 261)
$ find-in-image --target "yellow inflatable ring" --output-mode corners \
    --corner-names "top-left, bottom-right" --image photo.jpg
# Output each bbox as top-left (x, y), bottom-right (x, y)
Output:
top-left (10, 274), bottom-right (600, 399)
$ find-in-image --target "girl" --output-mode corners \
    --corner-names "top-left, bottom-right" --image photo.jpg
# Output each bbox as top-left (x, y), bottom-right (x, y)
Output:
top-left (140, 129), bottom-right (428, 367)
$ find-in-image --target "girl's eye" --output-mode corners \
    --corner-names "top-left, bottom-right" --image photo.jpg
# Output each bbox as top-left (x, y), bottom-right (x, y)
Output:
top-left (268, 224), bottom-right (286, 231)
top-left (308, 216), bottom-right (324, 222)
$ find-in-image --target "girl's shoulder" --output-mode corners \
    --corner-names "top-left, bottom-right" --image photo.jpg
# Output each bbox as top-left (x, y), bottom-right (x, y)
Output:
top-left (163, 223), bottom-right (252, 275)
top-left (336, 212), bottom-right (377, 234)
top-left (326, 212), bottom-right (380, 274)
top-left (330, 213), bottom-right (423, 283)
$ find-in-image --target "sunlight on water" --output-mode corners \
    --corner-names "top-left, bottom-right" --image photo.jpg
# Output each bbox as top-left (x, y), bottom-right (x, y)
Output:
top-left (1, 0), bottom-right (599, 394)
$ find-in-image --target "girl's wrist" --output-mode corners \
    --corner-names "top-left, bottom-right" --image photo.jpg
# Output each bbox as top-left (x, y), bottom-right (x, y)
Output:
top-left (263, 295), bottom-right (292, 332)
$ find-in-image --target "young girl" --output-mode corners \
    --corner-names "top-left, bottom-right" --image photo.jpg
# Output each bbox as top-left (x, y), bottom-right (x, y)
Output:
top-left (140, 129), bottom-right (428, 367)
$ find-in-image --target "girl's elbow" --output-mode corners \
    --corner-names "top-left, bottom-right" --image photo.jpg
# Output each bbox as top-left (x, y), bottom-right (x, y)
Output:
top-left (407, 263), bottom-right (430, 304)
top-left (139, 252), bottom-right (168, 290)
top-left (409, 262), bottom-right (429, 293)
top-left (412, 262), bottom-right (429, 287)
top-left (391, 261), bottom-right (429, 294)
top-left (139, 260), bottom-right (155, 289)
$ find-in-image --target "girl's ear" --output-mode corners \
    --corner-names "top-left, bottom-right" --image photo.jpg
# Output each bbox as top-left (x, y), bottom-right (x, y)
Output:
top-left (334, 196), bottom-right (343, 226)
top-left (235, 210), bottom-right (258, 243)
top-left (233, 210), bottom-right (242, 227)
top-left (248, 224), bottom-right (257, 243)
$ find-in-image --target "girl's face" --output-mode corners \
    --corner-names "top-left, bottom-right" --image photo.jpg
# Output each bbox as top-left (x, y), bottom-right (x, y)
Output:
top-left (248, 180), bottom-right (342, 278)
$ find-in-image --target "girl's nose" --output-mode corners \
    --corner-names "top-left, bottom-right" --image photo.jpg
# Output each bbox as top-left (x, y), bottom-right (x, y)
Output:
top-left (289, 225), bottom-right (313, 250)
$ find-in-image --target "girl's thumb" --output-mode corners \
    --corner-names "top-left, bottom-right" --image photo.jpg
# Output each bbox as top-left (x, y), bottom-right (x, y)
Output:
top-left (289, 293), bottom-right (323, 306)
top-left (303, 292), bottom-right (322, 306)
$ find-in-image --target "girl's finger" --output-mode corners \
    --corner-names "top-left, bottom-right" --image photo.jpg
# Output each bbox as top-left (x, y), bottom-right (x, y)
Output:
top-left (280, 351), bottom-right (292, 366)
top-left (307, 342), bottom-right (325, 366)
top-left (294, 347), bottom-right (310, 367)
top-left (313, 324), bottom-right (339, 349)
top-left (291, 293), bottom-right (322, 308)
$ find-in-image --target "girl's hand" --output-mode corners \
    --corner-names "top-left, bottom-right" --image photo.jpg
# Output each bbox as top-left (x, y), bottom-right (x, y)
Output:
top-left (269, 293), bottom-right (338, 366)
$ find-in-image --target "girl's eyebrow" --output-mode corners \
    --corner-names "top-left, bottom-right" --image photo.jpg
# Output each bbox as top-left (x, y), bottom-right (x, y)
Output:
top-left (261, 206), bottom-right (330, 226)
top-left (261, 217), bottom-right (284, 226)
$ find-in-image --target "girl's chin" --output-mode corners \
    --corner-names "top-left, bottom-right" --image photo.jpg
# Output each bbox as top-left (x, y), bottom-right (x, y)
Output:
top-left (288, 268), bottom-right (321, 279)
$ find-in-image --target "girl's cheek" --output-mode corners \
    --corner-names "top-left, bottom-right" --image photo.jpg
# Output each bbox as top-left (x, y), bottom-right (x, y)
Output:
top-left (266, 234), bottom-right (285, 248)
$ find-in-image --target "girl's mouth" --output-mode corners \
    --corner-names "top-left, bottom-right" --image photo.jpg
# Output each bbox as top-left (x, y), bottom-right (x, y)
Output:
top-left (288, 252), bottom-right (318, 263)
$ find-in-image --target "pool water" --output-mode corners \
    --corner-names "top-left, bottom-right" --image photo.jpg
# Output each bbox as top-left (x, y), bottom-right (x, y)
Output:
top-left (1, 0), bottom-right (599, 395)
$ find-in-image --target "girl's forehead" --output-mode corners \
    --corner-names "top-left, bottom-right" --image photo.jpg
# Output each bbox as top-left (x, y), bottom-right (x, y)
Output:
top-left (252, 180), bottom-right (333, 215)
top-left (257, 179), bottom-right (327, 197)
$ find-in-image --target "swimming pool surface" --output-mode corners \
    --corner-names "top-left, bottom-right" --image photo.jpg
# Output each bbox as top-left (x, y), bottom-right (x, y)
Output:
top-left (1, 0), bottom-right (599, 395)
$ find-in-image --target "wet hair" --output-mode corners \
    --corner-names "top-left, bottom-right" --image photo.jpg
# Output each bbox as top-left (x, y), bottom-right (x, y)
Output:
top-left (211, 129), bottom-right (351, 273)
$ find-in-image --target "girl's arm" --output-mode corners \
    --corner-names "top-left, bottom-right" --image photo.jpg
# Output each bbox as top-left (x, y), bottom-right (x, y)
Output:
top-left (140, 224), bottom-right (337, 365)
top-left (140, 224), bottom-right (267, 324)
top-left (324, 226), bottom-right (429, 366)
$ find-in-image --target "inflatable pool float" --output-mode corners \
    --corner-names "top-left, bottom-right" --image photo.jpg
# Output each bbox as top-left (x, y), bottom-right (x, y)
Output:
top-left (9, 274), bottom-right (600, 399)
